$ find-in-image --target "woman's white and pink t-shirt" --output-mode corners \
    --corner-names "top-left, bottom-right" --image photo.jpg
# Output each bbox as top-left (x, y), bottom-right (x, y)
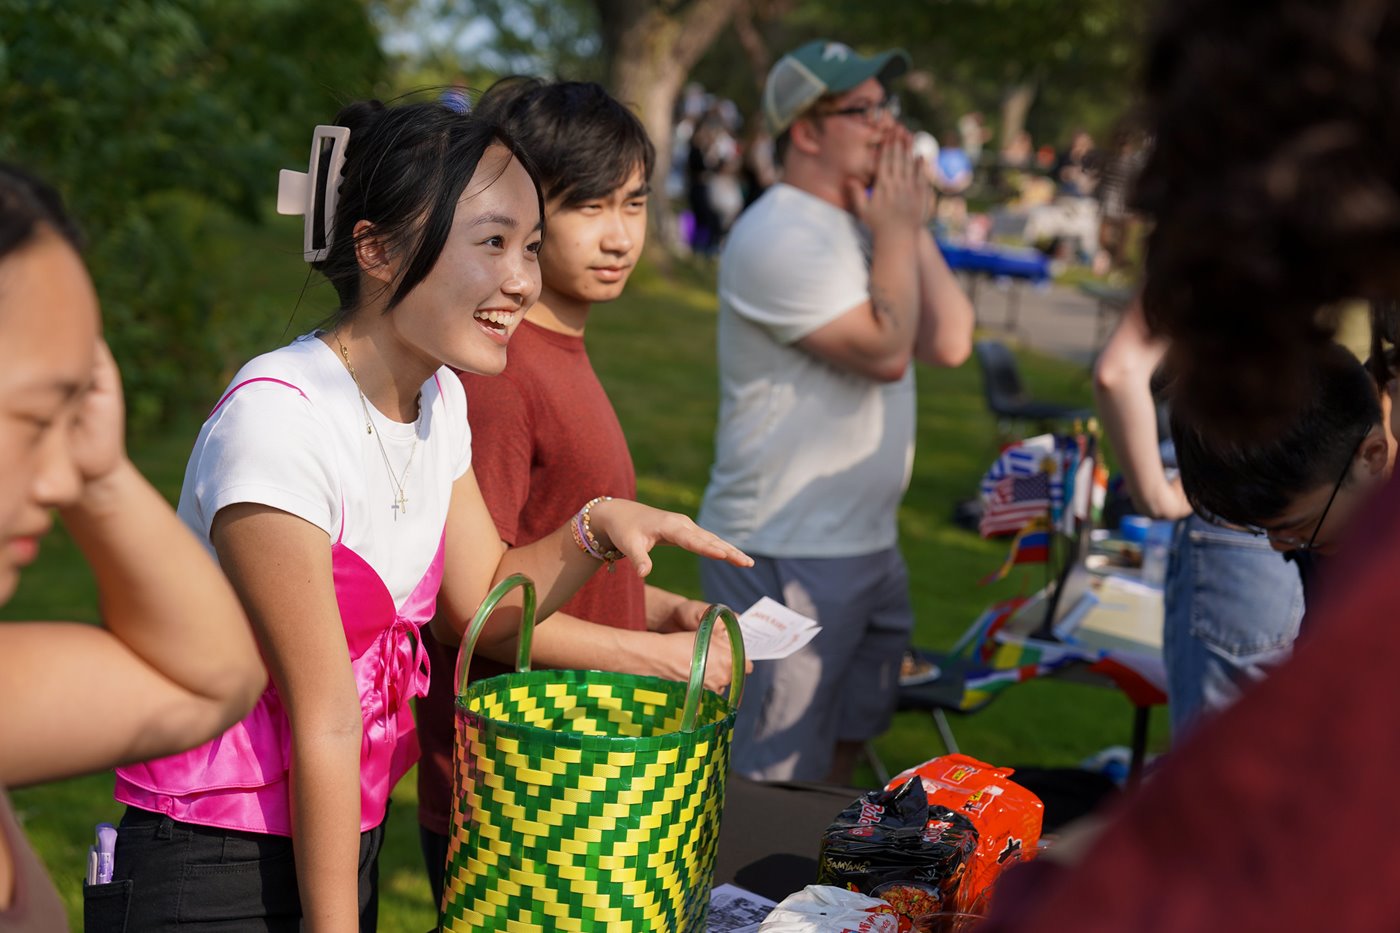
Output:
top-left (115, 334), bottom-right (472, 835)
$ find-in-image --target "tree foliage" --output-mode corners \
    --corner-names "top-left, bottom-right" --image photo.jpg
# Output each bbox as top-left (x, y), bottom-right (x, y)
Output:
top-left (395, 0), bottom-right (743, 251)
top-left (379, 0), bottom-right (605, 84)
top-left (596, 0), bottom-right (745, 247)
top-left (787, 0), bottom-right (1144, 142)
top-left (0, 0), bottom-right (385, 427)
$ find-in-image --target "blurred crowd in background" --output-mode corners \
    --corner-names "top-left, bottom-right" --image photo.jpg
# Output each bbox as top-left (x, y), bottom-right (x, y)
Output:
top-left (669, 79), bottom-right (1149, 279)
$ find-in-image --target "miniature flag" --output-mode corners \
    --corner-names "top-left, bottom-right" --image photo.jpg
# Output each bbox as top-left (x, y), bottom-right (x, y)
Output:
top-left (979, 434), bottom-right (1063, 537)
top-left (1061, 437), bottom-right (1107, 535)
top-left (979, 472), bottom-right (1052, 536)
top-left (980, 516), bottom-right (1052, 584)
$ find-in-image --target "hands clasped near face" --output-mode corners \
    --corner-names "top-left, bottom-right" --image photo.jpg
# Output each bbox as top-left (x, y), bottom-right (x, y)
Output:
top-left (848, 126), bottom-right (933, 237)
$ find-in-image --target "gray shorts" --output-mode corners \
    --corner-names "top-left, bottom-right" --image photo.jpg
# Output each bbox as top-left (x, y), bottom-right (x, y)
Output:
top-left (701, 548), bottom-right (915, 781)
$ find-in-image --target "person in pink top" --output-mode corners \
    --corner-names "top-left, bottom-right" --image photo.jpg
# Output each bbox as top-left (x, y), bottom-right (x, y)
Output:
top-left (0, 164), bottom-right (265, 933)
top-left (99, 99), bottom-right (752, 932)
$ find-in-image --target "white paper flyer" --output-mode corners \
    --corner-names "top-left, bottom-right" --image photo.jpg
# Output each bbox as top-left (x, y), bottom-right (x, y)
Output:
top-left (737, 597), bottom-right (821, 661)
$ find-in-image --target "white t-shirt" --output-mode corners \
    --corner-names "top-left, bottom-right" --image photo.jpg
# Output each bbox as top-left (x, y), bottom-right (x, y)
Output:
top-left (697, 183), bottom-right (915, 558)
top-left (178, 335), bottom-right (473, 607)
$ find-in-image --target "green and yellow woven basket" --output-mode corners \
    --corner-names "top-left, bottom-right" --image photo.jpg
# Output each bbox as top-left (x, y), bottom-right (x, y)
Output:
top-left (438, 574), bottom-right (745, 932)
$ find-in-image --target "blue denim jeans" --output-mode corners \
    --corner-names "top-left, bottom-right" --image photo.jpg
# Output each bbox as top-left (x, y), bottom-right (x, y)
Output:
top-left (1163, 514), bottom-right (1305, 740)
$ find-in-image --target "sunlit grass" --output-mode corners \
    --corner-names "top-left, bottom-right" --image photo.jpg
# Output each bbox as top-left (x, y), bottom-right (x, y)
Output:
top-left (2, 225), bottom-right (1161, 930)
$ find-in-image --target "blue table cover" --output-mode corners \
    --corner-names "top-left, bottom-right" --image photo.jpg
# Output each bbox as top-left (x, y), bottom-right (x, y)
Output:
top-left (937, 238), bottom-right (1051, 284)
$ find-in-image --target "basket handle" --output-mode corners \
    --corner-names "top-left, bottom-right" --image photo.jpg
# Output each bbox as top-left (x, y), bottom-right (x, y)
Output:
top-left (455, 573), bottom-right (538, 699)
top-left (681, 604), bottom-right (747, 733)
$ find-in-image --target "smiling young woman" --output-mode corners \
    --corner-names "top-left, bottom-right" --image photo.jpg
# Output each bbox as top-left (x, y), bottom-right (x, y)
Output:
top-left (94, 100), bottom-right (751, 933)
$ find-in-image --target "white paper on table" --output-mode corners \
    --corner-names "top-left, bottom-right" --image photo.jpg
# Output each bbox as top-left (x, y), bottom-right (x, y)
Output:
top-left (736, 597), bottom-right (821, 661)
top-left (707, 883), bottom-right (779, 932)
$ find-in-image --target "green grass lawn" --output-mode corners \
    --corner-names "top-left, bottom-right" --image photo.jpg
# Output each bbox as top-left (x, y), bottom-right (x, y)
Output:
top-left (1, 215), bottom-right (1162, 931)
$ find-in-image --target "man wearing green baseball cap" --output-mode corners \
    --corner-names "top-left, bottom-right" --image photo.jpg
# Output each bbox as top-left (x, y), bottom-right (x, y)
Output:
top-left (762, 39), bottom-right (911, 136)
top-left (698, 39), bottom-right (976, 783)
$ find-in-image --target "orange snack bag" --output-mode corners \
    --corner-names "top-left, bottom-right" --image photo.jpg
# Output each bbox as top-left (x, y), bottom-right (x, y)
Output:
top-left (885, 754), bottom-right (1043, 910)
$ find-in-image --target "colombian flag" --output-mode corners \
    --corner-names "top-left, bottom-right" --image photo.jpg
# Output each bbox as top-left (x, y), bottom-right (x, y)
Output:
top-left (980, 516), bottom-right (1052, 585)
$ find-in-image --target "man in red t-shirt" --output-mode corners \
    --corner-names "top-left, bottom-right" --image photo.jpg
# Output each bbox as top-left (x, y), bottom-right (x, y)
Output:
top-left (414, 78), bottom-right (747, 905)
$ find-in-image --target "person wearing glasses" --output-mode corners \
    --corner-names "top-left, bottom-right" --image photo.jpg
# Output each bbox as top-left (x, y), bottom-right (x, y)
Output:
top-left (1171, 340), bottom-right (1392, 574)
top-left (974, 0), bottom-right (1400, 924)
top-left (1095, 299), bottom-right (1305, 739)
top-left (697, 39), bottom-right (975, 783)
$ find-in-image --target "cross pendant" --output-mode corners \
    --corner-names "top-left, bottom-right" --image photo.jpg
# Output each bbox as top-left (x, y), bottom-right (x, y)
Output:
top-left (393, 492), bottom-right (407, 520)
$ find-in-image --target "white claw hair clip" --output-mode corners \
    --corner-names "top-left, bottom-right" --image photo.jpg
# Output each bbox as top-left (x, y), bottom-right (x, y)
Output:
top-left (277, 125), bottom-right (350, 262)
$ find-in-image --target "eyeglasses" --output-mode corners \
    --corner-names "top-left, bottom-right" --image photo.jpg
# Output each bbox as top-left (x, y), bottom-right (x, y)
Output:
top-left (815, 95), bottom-right (901, 126)
top-left (1296, 434), bottom-right (1362, 551)
top-left (1199, 433), bottom-right (1365, 551)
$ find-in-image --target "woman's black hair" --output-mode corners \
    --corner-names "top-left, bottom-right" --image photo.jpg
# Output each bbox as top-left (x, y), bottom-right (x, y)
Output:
top-left (313, 99), bottom-right (546, 323)
top-left (0, 163), bottom-right (83, 261)
top-left (473, 78), bottom-right (656, 208)
top-left (1133, 0), bottom-right (1400, 431)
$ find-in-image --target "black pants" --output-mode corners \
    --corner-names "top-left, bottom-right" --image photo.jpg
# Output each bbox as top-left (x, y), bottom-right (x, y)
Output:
top-left (86, 806), bottom-right (384, 932)
top-left (419, 825), bottom-right (450, 913)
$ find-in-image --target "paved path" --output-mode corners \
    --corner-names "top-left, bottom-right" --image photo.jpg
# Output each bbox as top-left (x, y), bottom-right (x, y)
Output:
top-left (963, 278), bottom-right (1113, 366)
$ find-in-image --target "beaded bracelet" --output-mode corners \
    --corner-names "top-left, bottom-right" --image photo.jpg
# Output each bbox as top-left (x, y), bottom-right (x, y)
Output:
top-left (572, 496), bottom-right (622, 572)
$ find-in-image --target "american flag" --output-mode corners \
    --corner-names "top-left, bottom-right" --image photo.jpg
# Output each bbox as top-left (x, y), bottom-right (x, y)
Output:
top-left (978, 434), bottom-right (1070, 537)
top-left (979, 472), bottom-right (1052, 536)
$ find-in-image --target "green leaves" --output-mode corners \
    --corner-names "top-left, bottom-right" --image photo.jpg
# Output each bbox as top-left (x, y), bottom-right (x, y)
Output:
top-left (736, 0), bottom-right (1143, 141)
top-left (0, 0), bottom-right (384, 428)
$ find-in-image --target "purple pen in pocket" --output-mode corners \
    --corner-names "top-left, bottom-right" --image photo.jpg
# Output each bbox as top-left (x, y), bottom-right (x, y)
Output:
top-left (94, 823), bottom-right (116, 885)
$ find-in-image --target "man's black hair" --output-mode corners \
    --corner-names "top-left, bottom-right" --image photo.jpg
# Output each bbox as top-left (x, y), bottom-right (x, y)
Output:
top-left (1172, 341), bottom-right (1382, 527)
top-left (314, 99), bottom-right (545, 323)
top-left (473, 77), bottom-right (655, 208)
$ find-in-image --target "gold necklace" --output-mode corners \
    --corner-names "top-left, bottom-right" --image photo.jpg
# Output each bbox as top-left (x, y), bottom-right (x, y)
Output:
top-left (335, 332), bottom-right (420, 520)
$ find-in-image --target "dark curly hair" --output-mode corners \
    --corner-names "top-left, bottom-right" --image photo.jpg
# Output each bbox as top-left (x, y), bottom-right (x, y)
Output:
top-left (1134, 0), bottom-right (1400, 431)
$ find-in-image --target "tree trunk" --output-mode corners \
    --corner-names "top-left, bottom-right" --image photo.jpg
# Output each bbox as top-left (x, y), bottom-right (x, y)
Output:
top-left (596, 0), bottom-right (746, 255)
top-left (731, 1), bottom-right (771, 97)
top-left (733, 0), bottom-right (797, 95)
top-left (999, 80), bottom-right (1037, 148)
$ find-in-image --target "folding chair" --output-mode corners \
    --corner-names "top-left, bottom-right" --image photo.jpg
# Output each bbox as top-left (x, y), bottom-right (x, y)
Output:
top-left (974, 339), bottom-right (1092, 436)
top-left (864, 598), bottom-right (1043, 786)
top-left (863, 644), bottom-right (995, 786)
top-left (868, 435), bottom-right (1103, 781)
top-left (887, 540), bottom-right (1162, 785)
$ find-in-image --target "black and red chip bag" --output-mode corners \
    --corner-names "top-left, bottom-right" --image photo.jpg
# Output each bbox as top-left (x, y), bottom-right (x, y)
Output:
top-left (886, 754), bottom-right (1044, 911)
top-left (817, 778), bottom-right (979, 920)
